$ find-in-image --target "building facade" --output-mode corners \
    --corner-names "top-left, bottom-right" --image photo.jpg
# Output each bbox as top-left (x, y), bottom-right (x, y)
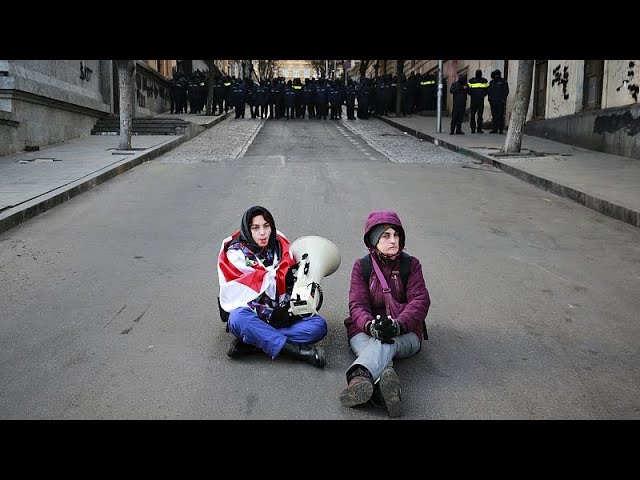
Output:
top-left (365, 59), bottom-right (639, 159)
top-left (0, 59), bottom-right (236, 157)
top-left (277, 60), bottom-right (314, 82)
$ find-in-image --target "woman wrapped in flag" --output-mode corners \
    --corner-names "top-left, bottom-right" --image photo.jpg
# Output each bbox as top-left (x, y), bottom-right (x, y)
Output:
top-left (217, 205), bottom-right (327, 367)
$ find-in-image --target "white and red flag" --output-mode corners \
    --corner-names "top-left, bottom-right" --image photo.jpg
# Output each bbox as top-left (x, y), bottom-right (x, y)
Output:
top-left (217, 230), bottom-right (293, 312)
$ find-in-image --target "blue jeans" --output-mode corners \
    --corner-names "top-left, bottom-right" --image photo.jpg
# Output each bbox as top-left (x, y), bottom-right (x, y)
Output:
top-left (347, 332), bottom-right (421, 382)
top-left (228, 307), bottom-right (328, 359)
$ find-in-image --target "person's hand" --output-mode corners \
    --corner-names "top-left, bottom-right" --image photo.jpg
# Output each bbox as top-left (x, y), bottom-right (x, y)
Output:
top-left (378, 315), bottom-right (401, 339)
top-left (368, 315), bottom-right (396, 344)
top-left (269, 305), bottom-right (293, 328)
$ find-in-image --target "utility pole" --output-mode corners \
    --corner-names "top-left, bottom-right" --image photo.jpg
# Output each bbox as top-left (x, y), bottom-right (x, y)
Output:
top-left (436, 60), bottom-right (443, 133)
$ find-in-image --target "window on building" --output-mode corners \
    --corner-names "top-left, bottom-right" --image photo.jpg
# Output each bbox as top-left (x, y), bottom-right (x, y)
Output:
top-left (533, 60), bottom-right (548, 119)
top-left (304, 69), bottom-right (310, 78)
top-left (583, 60), bottom-right (604, 111)
top-left (293, 69), bottom-right (299, 78)
top-left (283, 68), bottom-right (289, 77)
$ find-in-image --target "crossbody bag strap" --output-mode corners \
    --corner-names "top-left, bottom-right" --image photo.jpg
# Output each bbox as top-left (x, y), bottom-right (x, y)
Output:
top-left (369, 253), bottom-right (390, 292)
top-left (370, 254), bottom-right (395, 318)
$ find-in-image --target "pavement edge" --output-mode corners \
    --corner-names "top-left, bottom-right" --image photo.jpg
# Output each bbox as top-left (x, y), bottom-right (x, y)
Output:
top-left (377, 115), bottom-right (640, 228)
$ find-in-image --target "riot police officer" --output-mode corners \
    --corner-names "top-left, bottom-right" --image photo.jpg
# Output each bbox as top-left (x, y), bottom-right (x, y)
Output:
top-left (488, 69), bottom-right (509, 134)
top-left (467, 69), bottom-right (489, 133)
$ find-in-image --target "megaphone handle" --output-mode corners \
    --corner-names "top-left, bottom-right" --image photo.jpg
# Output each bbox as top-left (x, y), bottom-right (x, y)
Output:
top-left (314, 283), bottom-right (323, 311)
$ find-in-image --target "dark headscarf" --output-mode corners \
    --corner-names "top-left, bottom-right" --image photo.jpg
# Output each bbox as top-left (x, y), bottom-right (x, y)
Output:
top-left (228, 205), bottom-right (280, 257)
top-left (368, 223), bottom-right (395, 248)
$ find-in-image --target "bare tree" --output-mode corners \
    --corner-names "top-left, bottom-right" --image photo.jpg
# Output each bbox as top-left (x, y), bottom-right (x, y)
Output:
top-left (358, 60), bottom-right (372, 80)
top-left (258, 60), bottom-right (281, 80)
top-left (503, 60), bottom-right (534, 154)
top-left (204, 60), bottom-right (219, 116)
top-left (309, 60), bottom-right (328, 78)
top-left (115, 60), bottom-right (136, 150)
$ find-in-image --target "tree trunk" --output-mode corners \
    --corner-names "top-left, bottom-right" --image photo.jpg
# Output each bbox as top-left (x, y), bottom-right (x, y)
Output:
top-left (395, 60), bottom-right (404, 116)
top-left (503, 60), bottom-right (534, 154)
top-left (116, 60), bottom-right (136, 150)
top-left (359, 60), bottom-right (370, 81)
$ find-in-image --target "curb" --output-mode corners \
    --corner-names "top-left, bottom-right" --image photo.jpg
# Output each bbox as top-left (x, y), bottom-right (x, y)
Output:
top-left (0, 113), bottom-right (231, 235)
top-left (377, 115), bottom-right (640, 228)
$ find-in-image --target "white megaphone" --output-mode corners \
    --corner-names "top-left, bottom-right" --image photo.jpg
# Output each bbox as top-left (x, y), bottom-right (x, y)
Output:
top-left (288, 235), bottom-right (341, 317)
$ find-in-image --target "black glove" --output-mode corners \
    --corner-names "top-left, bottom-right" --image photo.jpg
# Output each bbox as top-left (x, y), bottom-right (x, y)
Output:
top-left (369, 315), bottom-right (396, 344)
top-left (382, 316), bottom-right (402, 338)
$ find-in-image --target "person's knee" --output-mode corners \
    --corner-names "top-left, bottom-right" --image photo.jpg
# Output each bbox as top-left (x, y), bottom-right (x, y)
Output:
top-left (305, 315), bottom-right (328, 341)
top-left (228, 307), bottom-right (254, 328)
top-left (316, 318), bottom-right (328, 338)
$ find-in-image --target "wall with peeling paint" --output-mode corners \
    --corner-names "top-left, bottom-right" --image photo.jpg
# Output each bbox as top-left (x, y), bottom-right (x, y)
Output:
top-left (523, 59), bottom-right (640, 159)
top-left (547, 60), bottom-right (578, 119)
top-left (604, 60), bottom-right (639, 109)
top-left (525, 103), bottom-right (640, 160)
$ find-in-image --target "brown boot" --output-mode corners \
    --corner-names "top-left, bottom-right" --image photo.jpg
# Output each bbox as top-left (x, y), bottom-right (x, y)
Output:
top-left (340, 375), bottom-right (374, 407)
top-left (379, 367), bottom-right (402, 418)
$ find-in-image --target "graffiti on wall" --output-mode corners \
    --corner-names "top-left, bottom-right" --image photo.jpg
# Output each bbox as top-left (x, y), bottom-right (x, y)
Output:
top-left (616, 61), bottom-right (638, 102)
top-left (551, 64), bottom-right (570, 100)
top-left (79, 61), bottom-right (93, 82)
top-left (594, 110), bottom-right (640, 136)
top-left (133, 71), bottom-right (167, 109)
top-left (135, 73), bottom-right (146, 108)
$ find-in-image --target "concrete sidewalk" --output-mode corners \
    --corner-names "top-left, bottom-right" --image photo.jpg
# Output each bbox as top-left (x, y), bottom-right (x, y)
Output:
top-left (0, 112), bottom-right (229, 234)
top-left (1, 109), bottom-right (639, 235)
top-left (376, 114), bottom-right (640, 228)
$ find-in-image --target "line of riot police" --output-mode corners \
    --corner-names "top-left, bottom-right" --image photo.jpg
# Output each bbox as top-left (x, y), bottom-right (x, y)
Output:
top-left (169, 70), bottom-right (211, 115)
top-left (169, 71), bottom-right (439, 120)
top-left (219, 76), bottom-right (351, 120)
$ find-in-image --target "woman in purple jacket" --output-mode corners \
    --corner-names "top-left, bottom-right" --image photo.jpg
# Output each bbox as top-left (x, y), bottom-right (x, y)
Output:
top-left (341, 210), bottom-right (430, 417)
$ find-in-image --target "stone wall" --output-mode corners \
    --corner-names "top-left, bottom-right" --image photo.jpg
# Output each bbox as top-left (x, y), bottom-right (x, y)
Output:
top-left (0, 60), bottom-right (112, 156)
top-left (525, 102), bottom-right (640, 160)
top-left (133, 61), bottom-right (171, 117)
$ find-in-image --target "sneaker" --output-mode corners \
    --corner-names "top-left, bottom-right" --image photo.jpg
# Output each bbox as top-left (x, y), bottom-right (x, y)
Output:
top-left (226, 337), bottom-right (260, 358)
top-left (379, 367), bottom-right (402, 417)
top-left (340, 375), bottom-right (374, 407)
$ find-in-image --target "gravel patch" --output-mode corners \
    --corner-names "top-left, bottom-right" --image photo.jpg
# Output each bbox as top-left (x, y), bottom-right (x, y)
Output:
top-left (158, 110), bottom-right (470, 166)
top-left (339, 114), bottom-right (469, 165)
top-left (158, 118), bottom-right (265, 163)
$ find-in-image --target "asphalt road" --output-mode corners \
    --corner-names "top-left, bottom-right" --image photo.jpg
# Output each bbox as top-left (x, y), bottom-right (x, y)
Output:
top-left (1, 116), bottom-right (639, 419)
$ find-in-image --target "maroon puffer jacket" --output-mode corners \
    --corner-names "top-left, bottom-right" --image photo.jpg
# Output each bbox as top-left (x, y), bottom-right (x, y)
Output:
top-left (344, 210), bottom-right (430, 341)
